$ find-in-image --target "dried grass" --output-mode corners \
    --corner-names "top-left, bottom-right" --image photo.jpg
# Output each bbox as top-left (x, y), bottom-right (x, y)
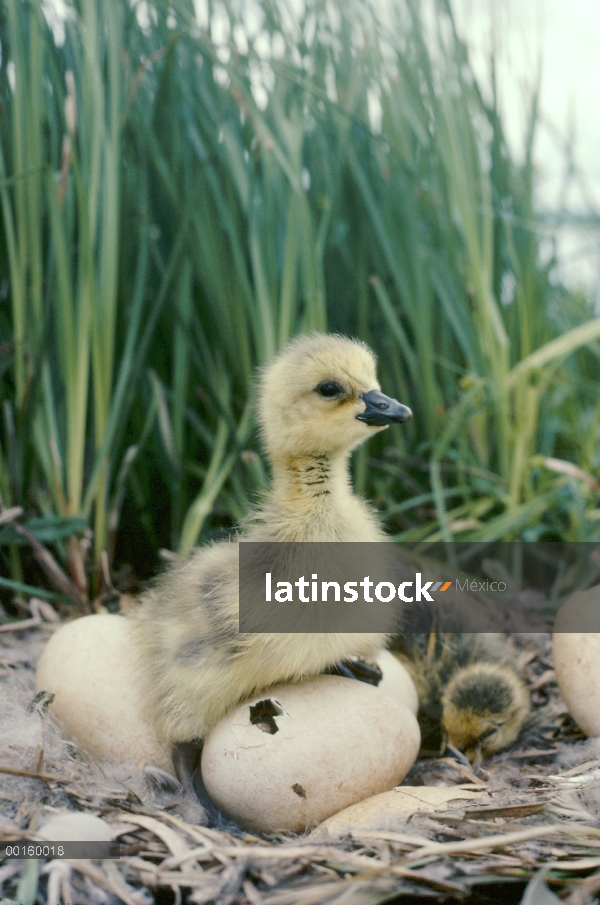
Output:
top-left (1, 627), bottom-right (599, 904)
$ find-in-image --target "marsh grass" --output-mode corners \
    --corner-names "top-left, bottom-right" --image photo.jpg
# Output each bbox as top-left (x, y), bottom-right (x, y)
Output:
top-left (1, 0), bottom-right (599, 598)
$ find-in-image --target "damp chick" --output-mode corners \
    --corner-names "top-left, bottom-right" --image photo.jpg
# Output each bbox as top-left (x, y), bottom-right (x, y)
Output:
top-left (394, 633), bottom-right (530, 760)
top-left (133, 333), bottom-right (412, 805)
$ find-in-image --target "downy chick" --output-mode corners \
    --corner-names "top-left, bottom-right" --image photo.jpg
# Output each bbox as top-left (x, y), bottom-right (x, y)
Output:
top-left (394, 633), bottom-right (529, 760)
top-left (133, 334), bottom-right (411, 766)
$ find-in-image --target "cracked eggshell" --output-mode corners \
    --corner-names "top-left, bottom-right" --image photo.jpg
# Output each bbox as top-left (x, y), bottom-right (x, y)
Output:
top-left (553, 588), bottom-right (600, 737)
top-left (376, 650), bottom-right (418, 715)
top-left (310, 786), bottom-right (488, 839)
top-left (35, 614), bottom-right (172, 771)
top-left (201, 675), bottom-right (420, 834)
top-left (39, 812), bottom-right (114, 843)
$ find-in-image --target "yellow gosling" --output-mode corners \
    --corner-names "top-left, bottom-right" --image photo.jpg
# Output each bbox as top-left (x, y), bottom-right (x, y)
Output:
top-left (133, 333), bottom-right (412, 746)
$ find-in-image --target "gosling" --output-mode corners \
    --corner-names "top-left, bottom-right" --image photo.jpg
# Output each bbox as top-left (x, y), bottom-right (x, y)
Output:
top-left (394, 633), bottom-right (530, 760)
top-left (133, 334), bottom-right (412, 792)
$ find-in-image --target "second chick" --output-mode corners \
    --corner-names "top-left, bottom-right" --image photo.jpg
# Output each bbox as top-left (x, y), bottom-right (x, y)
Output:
top-left (393, 633), bottom-right (530, 760)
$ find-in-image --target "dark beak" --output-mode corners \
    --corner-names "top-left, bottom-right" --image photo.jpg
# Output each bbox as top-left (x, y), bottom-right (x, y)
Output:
top-left (356, 390), bottom-right (413, 426)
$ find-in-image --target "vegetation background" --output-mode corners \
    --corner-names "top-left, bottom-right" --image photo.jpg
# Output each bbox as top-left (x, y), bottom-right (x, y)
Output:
top-left (1, 0), bottom-right (600, 607)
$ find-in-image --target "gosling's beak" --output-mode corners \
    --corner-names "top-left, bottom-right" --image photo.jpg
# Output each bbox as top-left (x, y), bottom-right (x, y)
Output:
top-left (356, 390), bottom-right (413, 426)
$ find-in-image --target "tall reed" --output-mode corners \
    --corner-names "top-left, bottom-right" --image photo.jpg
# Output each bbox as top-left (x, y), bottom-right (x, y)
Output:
top-left (1, 0), bottom-right (598, 598)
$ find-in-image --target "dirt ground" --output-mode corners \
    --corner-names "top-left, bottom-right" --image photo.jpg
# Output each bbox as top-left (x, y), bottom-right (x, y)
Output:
top-left (1, 623), bottom-right (599, 905)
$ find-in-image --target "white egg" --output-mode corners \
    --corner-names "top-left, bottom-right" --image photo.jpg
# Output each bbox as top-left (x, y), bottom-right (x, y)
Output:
top-left (376, 650), bottom-right (419, 714)
top-left (201, 674), bottom-right (420, 834)
top-left (553, 588), bottom-right (600, 737)
top-left (35, 614), bottom-right (172, 771)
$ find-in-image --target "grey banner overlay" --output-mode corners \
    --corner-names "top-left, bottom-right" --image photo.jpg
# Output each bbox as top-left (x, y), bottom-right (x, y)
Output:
top-left (1, 841), bottom-right (121, 859)
top-left (238, 542), bottom-right (600, 632)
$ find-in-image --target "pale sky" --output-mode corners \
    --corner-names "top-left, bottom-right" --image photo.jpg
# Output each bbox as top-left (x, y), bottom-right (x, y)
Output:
top-left (41, 0), bottom-right (600, 298)
top-left (452, 0), bottom-right (600, 298)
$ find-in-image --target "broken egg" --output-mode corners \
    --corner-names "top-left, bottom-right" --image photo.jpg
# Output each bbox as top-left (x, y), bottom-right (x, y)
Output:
top-left (35, 614), bottom-right (173, 771)
top-left (200, 674), bottom-right (420, 833)
top-left (376, 650), bottom-right (418, 714)
top-left (553, 588), bottom-right (600, 737)
top-left (38, 812), bottom-right (114, 843)
top-left (310, 786), bottom-right (487, 839)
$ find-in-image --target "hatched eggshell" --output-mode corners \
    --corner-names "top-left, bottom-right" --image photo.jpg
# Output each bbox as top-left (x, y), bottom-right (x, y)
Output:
top-left (553, 588), bottom-right (600, 737)
top-left (201, 675), bottom-right (420, 834)
top-left (310, 786), bottom-right (487, 839)
top-left (376, 650), bottom-right (418, 715)
top-left (39, 812), bottom-right (114, 842)
top-left (35, 614), bottom-right (172, 772)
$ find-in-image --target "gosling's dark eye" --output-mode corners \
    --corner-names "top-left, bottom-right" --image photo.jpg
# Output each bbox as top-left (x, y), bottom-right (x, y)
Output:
top-left (480, 727), bottom-right (497, 741)
top-left (316, 381), bottom-right (343, 398)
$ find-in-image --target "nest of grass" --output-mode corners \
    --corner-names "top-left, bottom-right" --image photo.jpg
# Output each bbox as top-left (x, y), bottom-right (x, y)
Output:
top-left (2, 620), bottom-right (600, 905)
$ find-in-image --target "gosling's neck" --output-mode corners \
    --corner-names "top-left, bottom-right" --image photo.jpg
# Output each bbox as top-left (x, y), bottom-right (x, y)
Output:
top-left (270, 451), bottom-right (351, 506)
top-left (256, 448), bottom-right (383, 542)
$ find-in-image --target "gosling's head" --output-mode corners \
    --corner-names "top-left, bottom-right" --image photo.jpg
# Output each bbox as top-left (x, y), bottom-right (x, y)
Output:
top-left (441, 662), bottom-right (530, 760)
top-left (258, 333), bottom-right (412, 461)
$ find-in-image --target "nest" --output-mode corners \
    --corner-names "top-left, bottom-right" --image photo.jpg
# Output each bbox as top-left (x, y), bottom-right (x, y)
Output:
top-left (1, 622), bottom-right (600, 905)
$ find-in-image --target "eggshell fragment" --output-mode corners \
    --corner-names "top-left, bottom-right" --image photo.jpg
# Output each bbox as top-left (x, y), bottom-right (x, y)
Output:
top-left (376, 650), bottom-right (418, 715)
top-left (310, 786), bottom-right (487, 839)
top-left (553, 588), bottom-right (600, 737)
top-left (35, 614), bottom-right (172, 772)
top-left (38, 812), bottom-right (114, 843)
top-left (201, 675), bottom-right (420, 834)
